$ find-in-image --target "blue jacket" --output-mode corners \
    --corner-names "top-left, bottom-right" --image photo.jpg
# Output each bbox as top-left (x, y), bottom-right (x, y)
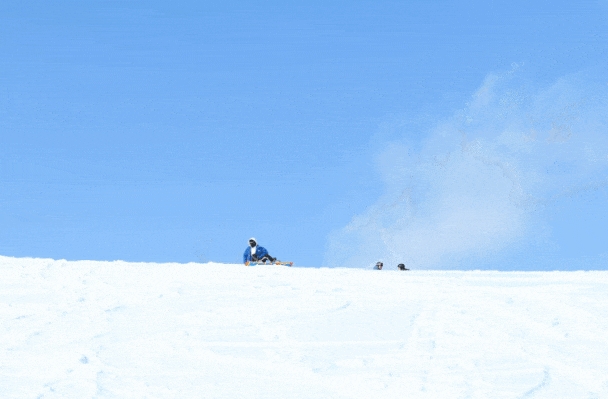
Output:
top-left (243, 246), bottom-right (269, 263)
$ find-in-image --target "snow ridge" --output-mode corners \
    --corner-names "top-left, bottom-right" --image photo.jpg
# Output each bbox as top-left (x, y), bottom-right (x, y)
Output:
top-left (1, 256), bottom-right (607, 398)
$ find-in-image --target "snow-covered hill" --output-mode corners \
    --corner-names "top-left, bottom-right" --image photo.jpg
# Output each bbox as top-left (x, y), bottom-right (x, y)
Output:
top-left (1, 256), bottom-right (607, 398)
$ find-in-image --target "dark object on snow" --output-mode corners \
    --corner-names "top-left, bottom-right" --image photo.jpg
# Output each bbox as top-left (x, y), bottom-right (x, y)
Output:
top-left (397, 263), bottom-right (409, 271)
top-left (243, 237), bottom-right (276, 264)
top-left (375, 262), bottom-right (383, 270)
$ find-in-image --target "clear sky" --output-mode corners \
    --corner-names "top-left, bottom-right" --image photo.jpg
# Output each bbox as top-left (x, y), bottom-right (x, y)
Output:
top-left (1, 1), bottom-right (607, 268)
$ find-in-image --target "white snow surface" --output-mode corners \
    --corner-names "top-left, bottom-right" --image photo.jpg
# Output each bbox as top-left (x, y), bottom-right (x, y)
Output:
top-left (1, 256), bottom-right (608, 398)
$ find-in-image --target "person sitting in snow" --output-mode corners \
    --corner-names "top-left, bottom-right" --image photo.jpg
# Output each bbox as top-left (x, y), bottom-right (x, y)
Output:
top-left (243, 237), bottom-right (276, 264)
top-left (374, 262), bottom-right (383, 270)
top-left (397, 263), bottom-right (410, 271)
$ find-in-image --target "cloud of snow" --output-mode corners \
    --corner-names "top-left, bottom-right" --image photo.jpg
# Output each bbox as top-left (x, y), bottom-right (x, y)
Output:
top-left (325, 65), bottom-right (608, 269)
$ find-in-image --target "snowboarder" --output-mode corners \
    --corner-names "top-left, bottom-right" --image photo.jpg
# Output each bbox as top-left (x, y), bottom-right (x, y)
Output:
top-left (397, 263), bottom-right (409, 271)
top-left (243, 238), bottom-right (276, 264)
top-left (374, 262), bottom-right (383, 270)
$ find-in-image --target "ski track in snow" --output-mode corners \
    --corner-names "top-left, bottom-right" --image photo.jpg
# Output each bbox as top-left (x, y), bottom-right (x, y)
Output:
top-left (1, 256), bottom-right (607, 398)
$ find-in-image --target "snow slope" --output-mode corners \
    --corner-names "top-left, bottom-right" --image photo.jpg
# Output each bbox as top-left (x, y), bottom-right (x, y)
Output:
top-left (1, 256), bottom-right (607, 398)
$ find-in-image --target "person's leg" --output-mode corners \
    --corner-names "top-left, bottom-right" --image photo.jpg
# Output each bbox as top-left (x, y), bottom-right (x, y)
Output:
top-left (260, 254), bottom-right (276, 263)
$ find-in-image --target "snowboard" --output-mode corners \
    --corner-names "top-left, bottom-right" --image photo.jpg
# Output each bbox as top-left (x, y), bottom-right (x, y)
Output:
top-left (245, 260), bottom-right (293, 267)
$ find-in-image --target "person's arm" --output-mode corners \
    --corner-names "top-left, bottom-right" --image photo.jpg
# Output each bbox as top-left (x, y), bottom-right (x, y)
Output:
top-left (243, 247), bottom-right (250, 263)
top-left (257, 246), bottom-right (269, 258)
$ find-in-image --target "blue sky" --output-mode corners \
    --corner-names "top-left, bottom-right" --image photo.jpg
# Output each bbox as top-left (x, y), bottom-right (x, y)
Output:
top-left (1, 1), bottom-right (607, 268)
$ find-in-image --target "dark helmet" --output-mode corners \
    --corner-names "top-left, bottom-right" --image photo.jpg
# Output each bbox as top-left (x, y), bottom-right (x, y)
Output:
top-left (249, 237), bottom-right (257, 247)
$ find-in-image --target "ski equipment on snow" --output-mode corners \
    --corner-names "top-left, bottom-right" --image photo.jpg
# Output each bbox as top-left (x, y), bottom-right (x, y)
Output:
top-left (245, 260), bottom-right (293, 267)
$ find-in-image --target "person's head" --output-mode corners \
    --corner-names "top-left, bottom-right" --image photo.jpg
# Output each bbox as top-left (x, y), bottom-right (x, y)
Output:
top-left (398, 263), bottom-right (405, 270)
top-left (249, 238), bottom-right (257, 247)
top-left (375, 262), bottom-right (383, 270)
